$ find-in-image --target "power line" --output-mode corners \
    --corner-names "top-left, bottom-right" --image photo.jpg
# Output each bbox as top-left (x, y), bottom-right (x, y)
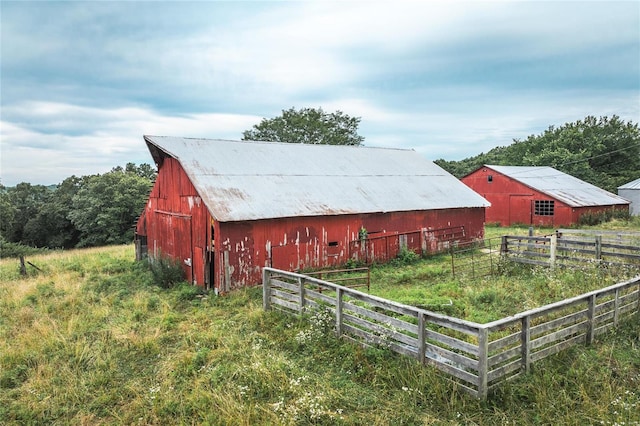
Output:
top-left (551, 142), bottom-right (640, 169)
top-left (483, 141), bottom-right (640, 177)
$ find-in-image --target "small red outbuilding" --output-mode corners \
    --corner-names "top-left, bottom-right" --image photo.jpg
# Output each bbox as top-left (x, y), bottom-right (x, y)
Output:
top-left (136, 136), bottom-right (490, 292)
top-left (461, 165), bottom-right (630, 227)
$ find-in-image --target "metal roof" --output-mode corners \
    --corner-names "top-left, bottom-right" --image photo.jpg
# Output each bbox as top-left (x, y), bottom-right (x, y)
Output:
top-left (618, 177), bottom-right (640, 190)
top-left (486, 165), bottom-right (630, 207)
top-left (144, 135), bottom-right (490, 222)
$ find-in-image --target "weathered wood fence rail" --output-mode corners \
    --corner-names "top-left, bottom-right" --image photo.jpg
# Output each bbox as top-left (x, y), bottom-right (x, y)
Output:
top-left (263, 267), bottom-right (640, 399)
top-left (297, 267), bottom-right (370, 292)
top-left (503, 234), bottom-right (640, 269)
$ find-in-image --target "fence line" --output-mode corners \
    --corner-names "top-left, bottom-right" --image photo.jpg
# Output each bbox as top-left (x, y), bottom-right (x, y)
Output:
top-left (263, 267), bottom-right (640, 399)
top-left (503, 234), bottom-right (640, 269)
top-left (297, 267), bottom-right (370, 292)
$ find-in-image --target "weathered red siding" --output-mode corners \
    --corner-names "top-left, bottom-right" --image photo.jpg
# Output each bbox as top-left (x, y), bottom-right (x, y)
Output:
top-left (138, 157), bottom-right (211, 286)
top-left (215, 207), bottom-right (485, 290)
top-left (461, 167), bottom-right (626, 227)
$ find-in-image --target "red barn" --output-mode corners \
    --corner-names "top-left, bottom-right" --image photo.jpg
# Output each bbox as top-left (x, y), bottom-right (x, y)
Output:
top-left (135, 136), bottom-right (490, 292)
top-left (461, 165), bottom-right (630, 227)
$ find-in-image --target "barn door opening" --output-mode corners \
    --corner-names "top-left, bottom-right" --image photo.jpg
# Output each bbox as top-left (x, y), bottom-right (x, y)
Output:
top-left (173, 215), bottom-right (193, 283)
top-left (155, 211), bottom-right (193, 283)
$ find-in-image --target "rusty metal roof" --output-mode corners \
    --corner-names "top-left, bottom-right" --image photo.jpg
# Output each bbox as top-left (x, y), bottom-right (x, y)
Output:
top-left (487, 165), bottom-right (630, 207)
top-left (618, 177), bottom-right (640, 190)
top-left (144, 135), bottom-right (490, 222)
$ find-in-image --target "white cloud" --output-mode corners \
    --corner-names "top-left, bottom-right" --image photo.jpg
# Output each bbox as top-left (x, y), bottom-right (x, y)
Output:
top-left (0, 102), bottom-right (263, 185)
top-left (1, 1), bottom-right (638, 186)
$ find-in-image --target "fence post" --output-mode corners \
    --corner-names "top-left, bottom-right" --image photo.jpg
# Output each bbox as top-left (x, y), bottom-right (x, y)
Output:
top-left (521, 316), bottom-right (531, 373)
top-left (595, 235), bottom-right (602, 261)
top-left (477, 327), bottom-right (489, 399)
top-left (489, 238), bottom-right (494, 275)
top-left (501, 236), bottom-right (508, 255)
top-left (418, 312), bottom-right (426, 365)
top-left (472, 250), bottom-right (475, 279)
top-left (262, 268), bottom-right (271, 311)
top-left (298, 277), bottom-right (306, 315)
top-left (549, 233), bottom-right (557, 269)
top-left (614, 288), bottom-right (620, 326)
top-left (336, 288), bottom-right (343, 337)
top-left (450, 247), bottom-right (456, 278)
top-left (586, 294), bottom-right (596, 345)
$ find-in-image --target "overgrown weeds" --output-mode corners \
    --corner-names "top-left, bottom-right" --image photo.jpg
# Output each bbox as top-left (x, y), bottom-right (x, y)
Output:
top-left (1, 243), bottom-right (638, 425)
top-left (148, 253), bottom-right (185, 288)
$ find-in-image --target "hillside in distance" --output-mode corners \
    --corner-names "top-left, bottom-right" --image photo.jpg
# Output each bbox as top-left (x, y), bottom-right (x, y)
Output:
top-left (434, 115), bottom-right (640, 193)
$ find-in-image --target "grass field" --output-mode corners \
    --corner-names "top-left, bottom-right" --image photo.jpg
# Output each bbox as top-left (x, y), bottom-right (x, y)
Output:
top-left (1, 226), bottom-right (639, 425)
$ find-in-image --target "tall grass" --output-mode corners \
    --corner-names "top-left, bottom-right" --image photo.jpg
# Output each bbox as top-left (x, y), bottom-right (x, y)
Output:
top-left (1, 244), bottom-right (638, 425)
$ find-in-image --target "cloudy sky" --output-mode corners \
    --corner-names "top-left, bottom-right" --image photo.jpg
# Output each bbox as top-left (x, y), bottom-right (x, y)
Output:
top-left (1, 1), bottom-right (638, 186)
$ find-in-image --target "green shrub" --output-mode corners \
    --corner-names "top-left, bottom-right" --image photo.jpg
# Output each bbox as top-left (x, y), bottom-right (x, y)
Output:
top-left (149, 254), bottom-right (185, 288)
top-left (390, 247), bottom-right (420, 266)
top-left (578, 209), bottom-right (631, 226)
top-left (0, 238), bottom-right (47, 259)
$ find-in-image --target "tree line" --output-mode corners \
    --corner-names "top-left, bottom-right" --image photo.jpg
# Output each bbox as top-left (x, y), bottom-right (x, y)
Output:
top-left (0, 107), bottom-right (363, 256)
top-left (2, 111), bottom-right (637, 256)
top-left (434, 115), bottom-right (640, 193)
top-left (0, 163), bottom-right (155, 255)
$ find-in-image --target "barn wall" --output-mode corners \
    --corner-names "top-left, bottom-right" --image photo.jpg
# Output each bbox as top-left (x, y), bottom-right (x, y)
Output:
top-left (139, 157), bottom-right (211, 287)
top-left (215, 207), bottom-right (485, 290)
top-left (462, 168), bottom-right (630, 226)
top-left (618, 188), bottom-right (639, 215)
top-left (570, 204), bottom-right (630, 223)
top-left (463, 168), bottom-right (572, 227)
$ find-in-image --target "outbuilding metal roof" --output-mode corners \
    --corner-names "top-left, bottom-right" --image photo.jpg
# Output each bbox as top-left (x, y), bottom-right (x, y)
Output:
top-left (618, 177), bottom-right (640, 190)
top-left (486, 165), bottom-right (629, 207)
top-left (144, 135), bottom-right (490, 222)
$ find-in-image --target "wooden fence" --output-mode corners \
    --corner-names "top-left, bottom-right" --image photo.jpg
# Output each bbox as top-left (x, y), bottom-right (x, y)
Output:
top-left (503, 233), bottom-right (640, 269)
top-left (263, 267), bottom-right (640, 399)
top-left (297, 267), bottom-right (370, 292)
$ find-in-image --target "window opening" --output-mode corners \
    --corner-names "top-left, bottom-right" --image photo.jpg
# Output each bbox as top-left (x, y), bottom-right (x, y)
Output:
top-left (534, 200), bottom-right (555, 216)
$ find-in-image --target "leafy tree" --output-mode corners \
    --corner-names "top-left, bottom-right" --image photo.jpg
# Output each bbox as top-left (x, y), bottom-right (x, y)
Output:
top-left (0, 185), bottom-right (16, 240)
top-left (68, 169), bottom-right (152, 247)
top-left (21, 176), bottom-right (84, 248)
top-left (2, 163), bottom-right (155, 249)
top-left (1, 183), bottom-right (50, 243)
top-left (125, 162), bottom-right (157, 181)
top-left (242, 107), bottom-right (365, 146)
top-left (436, 115), bottom-right (640, 192)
